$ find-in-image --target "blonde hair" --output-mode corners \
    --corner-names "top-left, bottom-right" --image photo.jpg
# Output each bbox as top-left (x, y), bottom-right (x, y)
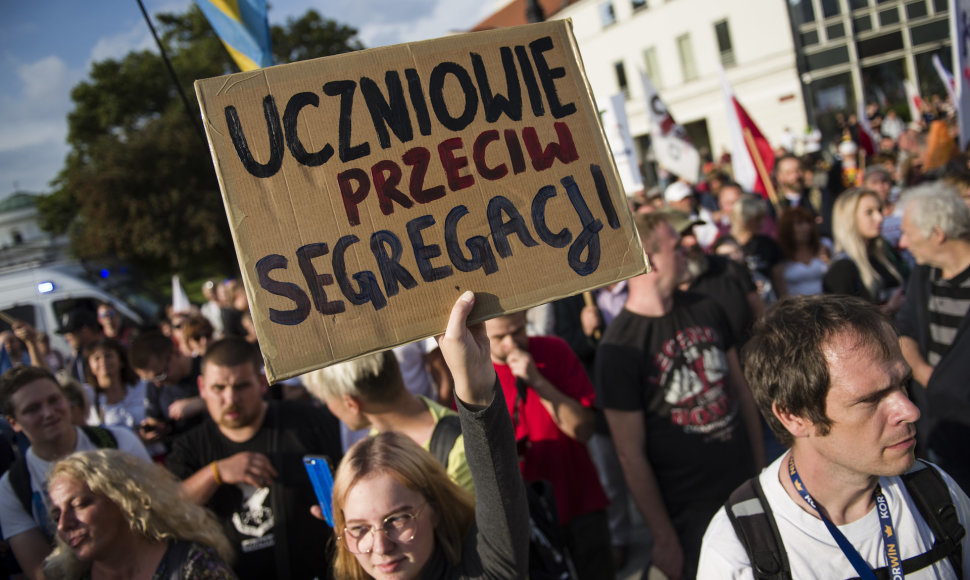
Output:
top-left (43, 449), bottom-right (233, 579)
top-left (332, 431), bottom-right (474, 580)
top-left (832, 188), bottom-right (902, 298)
top-left (303, 351), bottom-right (404, 405)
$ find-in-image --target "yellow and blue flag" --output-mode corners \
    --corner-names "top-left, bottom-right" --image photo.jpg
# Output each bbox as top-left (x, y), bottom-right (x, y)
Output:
top-left (195, 0), bottom-right (274, 71)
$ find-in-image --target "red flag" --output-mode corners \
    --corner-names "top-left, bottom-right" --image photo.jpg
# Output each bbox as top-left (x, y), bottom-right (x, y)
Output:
top-left (721, 72), bottom-right (776, 202)
top-left (856, 100), bottom-right (876, 156)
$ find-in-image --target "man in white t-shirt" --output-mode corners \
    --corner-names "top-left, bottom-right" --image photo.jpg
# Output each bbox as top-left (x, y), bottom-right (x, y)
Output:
top-left (698, 295), bottom-right (970, 578)
top-left (0, 365), bottom-right (150, 578)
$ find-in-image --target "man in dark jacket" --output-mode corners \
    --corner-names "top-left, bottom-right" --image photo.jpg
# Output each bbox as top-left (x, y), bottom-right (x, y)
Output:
top-left (897, 182), bottom-right (970, 494)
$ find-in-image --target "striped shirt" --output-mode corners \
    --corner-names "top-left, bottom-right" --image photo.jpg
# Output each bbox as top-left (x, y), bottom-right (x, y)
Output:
top-left (927, 265), bottom-right (970, 366)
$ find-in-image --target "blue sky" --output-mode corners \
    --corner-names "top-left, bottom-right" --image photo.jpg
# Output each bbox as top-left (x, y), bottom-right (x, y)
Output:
top-left (0, 0), bottom-right (500, 196)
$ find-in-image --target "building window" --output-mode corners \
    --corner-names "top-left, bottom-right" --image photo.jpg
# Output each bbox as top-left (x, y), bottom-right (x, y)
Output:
top-left (600, 2), bottom-right (616, 26)
top-left (714, 20), bottom-right (735, 67)
top-left (644, 47), bottom-right (662, 88)
top-left (790, 0), bottom-right (816, 25)
top-left (821, 0), bottom-right (841, 17)
top-left (677, 33), bottom-right (699, 81)
top-left (632, 0), bottom-right (647, 10)
top-left (615, 61), bottom-right (629, 97)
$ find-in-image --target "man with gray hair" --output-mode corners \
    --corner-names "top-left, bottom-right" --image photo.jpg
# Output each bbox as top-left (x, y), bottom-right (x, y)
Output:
top-left (303, 350), bottom-right (473, 494)
top-left (897, 182), bottom-right (970, 493)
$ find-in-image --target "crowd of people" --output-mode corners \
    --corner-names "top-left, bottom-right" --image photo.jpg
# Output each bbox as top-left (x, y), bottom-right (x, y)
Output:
top-left (0, 101), bottom-right (968, 580)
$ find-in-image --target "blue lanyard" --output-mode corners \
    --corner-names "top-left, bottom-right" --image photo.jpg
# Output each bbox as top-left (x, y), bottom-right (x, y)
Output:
top-left (788, 455), bottom-right (903, 580)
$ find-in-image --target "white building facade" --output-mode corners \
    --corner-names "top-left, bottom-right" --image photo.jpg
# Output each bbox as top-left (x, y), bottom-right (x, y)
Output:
top-left (550, 0), bottom-right (808, 181)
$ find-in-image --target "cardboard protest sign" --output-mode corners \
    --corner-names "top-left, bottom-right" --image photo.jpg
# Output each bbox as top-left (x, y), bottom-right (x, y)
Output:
top-left (196, 20), bottom-right (648, 382)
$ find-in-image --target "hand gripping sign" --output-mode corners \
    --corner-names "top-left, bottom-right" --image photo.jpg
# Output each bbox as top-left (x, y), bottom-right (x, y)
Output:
top-left (196, 20), bottom-right (648, 382)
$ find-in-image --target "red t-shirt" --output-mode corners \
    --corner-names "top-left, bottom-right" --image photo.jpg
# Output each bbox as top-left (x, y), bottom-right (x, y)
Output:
top-left (493, 336), bottom-right (608, 524)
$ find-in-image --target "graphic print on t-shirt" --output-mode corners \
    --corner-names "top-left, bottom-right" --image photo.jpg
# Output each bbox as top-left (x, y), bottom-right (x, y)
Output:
top-left (652, 325), bottom-right (737, 437)
top-left (232, 484), bottom-right (275, 553)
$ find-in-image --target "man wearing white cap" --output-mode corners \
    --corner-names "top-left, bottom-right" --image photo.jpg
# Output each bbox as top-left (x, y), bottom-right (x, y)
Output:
top-left (664, 181), bottom-right (719, 251)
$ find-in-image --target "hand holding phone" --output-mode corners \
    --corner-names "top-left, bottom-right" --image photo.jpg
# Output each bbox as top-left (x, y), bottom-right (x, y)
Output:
top-left (303, 455), bottom-right (335, 527)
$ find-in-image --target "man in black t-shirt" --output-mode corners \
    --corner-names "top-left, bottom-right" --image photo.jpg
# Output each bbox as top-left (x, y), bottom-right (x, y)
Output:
top-left (665, 209), bottom-right (764, 347)
top-left (167, 338), bottom-right (342, 579)
top-left (595, 212), bottom-right (764, 580)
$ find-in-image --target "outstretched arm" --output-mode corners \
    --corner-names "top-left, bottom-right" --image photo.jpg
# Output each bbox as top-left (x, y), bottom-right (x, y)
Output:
top-left (437, 292), bottom-right (530, 578)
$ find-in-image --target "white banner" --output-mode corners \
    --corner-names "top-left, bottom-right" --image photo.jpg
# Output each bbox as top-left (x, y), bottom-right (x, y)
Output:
top-left (601, 93), bottom-right (644, 196)
top-left (641, 72), bottom-right (700, 183)
top-left (952, 0), bottom-right (970, 151)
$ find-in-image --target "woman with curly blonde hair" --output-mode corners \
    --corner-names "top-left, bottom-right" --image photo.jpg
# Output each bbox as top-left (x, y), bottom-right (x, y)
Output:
top-left (43, 449), bottom-right (235, 579)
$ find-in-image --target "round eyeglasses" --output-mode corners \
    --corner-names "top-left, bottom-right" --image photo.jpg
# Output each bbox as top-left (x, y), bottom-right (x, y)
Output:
top-left (338, 503), bottom-right (425, 554)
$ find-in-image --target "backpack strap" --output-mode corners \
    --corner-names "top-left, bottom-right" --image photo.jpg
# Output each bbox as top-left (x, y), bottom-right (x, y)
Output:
top-left (428, 414), bottom-right (461, 470)
top-left (8, 457), bottom-right (32, 519)
top-left (80, 425), bottom-right (117, 449)
top-left (893, 460), bottom-right (965, 579)
top-left (6, 427), bottom-right (119, 532)
top-left (724, 477), bottom-right (793, 580)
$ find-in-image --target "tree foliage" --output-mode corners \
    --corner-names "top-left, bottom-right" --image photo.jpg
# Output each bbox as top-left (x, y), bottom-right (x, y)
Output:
top-left (38, 8), bottom-right (363, 280)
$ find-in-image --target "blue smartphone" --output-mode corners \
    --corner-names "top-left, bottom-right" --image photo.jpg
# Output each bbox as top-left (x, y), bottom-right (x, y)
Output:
top-left (303, 455), bottom-right (335, 527)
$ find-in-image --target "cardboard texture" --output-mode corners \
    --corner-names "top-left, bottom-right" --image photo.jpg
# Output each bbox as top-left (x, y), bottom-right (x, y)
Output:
top-left (196, 20), bottom-right (648, 382)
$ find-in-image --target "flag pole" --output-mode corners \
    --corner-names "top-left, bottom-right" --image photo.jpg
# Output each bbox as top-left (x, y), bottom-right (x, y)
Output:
top-left (135, 0), bottom-right (207, 146)
top-left (742, 128), bottom-right (781, 214)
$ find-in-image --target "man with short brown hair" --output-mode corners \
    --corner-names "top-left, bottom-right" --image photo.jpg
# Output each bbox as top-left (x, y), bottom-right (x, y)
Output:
top-left (597, 212), bottom-right (764, 579)
top-left (166, 337), bottom-right (343, 579)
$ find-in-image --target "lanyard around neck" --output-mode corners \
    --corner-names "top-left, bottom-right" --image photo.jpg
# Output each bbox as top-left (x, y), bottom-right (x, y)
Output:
top-left (788, 455), bottom-right (903, 580)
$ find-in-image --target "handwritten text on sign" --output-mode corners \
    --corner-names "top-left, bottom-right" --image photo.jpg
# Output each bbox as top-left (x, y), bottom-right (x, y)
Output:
top-left (197, 21), bottom-right (646, 380)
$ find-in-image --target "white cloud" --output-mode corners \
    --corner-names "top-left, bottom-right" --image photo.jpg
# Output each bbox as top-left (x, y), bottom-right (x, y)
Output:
top-left (0, 56), bottom-right (77, 156)
top-left (18, 56), bottom-right (69, 100)
top-left (89, 23), bottom-right (155, 63)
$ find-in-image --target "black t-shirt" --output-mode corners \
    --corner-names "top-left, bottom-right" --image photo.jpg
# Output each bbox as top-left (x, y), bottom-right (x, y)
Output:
top-left (689, 255), bottom-right (757, 346)
top-left (166, 401), bottom-right (343, 580)
top-left (595, 292), bottom-right (753, 511)
top-left (741, 234), bottom-right (784, 281)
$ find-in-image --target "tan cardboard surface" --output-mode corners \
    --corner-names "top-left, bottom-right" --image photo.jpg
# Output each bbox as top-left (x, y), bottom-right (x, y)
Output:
top-left (196, 20), bottom-right (648, 382)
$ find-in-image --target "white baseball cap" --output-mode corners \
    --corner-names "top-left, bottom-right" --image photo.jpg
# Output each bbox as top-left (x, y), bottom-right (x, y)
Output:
top-left (663, 181), bottom-right (694, 203)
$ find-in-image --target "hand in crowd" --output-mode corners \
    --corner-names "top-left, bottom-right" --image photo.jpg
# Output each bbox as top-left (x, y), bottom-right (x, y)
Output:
top-left (138, 417), bottom-right (172, 442)
top-left (652, 533), bottom-right (684, 580)
top-left (506, 348), bottom-right (540, 386)
top-left (168, 396), bottom-right (205, 421)
top-left (883, 287), bottom-right (905, 314)
top-left (217, 451), bottom-right (277, 488)
top-left (580, 305), bottom-right (601, 338)
top-left (11, 321), bottom-right (37, 345)
top-left (436, 291), bottom-right (496, 408)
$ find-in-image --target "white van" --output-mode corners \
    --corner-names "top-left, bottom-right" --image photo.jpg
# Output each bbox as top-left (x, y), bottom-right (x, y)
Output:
top-left (0, 261), bottom-right (159, 355)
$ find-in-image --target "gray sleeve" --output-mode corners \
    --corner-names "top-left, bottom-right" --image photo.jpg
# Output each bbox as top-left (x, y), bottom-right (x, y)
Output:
top-left (455, 379), bottom-right (529, 579)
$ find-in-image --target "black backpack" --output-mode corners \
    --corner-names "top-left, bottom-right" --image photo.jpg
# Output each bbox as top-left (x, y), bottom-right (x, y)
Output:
top-left (724, 460), bottom-right (966, 579)
top-left (428, 414), bottom-right (579, 580)
top-left (9, 426), bottom-right (117, 521)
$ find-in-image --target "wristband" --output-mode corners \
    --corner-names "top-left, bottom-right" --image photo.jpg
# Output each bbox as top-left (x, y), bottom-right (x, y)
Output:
top-left (211, 461), bottom-right (223, 486)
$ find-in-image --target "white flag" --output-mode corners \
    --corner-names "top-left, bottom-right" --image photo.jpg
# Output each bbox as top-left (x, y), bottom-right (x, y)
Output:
top-left (903, 80), bottom-right (923, 123)
top-left (946, 4), bottom-right (969, 151)
top-left (641, 72), bottom-right (700, 183)
top-left (601, 93), bottom-right (644, 196)
top-left (172, 275), bottom-right (192, 314)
